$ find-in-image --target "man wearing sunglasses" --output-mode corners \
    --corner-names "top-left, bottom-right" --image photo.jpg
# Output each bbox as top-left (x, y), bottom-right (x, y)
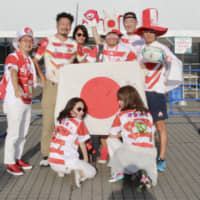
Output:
top-left (33, 12), bottom-right (85, 167)
top-left (86, 29), bottom-right (137, 164)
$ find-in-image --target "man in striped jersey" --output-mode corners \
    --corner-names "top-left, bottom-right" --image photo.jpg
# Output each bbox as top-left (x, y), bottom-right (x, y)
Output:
top-left (135, 8), bottom-right (183, 171)
top-left (33, 12), bottom-right (84, 166)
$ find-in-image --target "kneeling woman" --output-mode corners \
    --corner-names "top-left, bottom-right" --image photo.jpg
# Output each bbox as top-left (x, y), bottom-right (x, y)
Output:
top-left (49, 97), bottom-right (96, 188)
top-left (107, 86), bottom-right (157, 188)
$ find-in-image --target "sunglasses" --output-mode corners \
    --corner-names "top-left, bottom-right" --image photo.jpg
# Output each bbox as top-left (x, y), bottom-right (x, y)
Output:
top-left (76, 33), bottom-right (86, 37)
top-left (76, 107), bottom-right (86, 112)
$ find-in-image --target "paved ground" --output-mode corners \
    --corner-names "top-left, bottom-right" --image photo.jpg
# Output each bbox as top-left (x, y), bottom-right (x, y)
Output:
top-left (0, 101), bottom-right (200, 200)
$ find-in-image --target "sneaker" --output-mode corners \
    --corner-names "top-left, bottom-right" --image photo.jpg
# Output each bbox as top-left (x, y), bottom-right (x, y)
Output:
top-left (108, 172), bottom-right (124, 183)
top-left (57, 172), bottom-right (65, 178)
top-left (98, 146), bottom-right (108, 164)
top-left (40, 157), bottom-right (49, 167)
top-left (157, 158), bottom-right (166, 171)
top-left (17, 159), bottom-right (32, 170)
top-left (139, 170), bottom-right (152, 189)
top-left (72, 170), bottom-right (80, 188)
top-left (6, 164), bottom-right (24, 176)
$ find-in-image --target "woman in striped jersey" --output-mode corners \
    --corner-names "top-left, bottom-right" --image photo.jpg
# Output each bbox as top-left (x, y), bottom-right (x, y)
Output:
top-left (49, 97), bottom-right (96, 188)
top-left (107, 86), bottom-right (157, 188)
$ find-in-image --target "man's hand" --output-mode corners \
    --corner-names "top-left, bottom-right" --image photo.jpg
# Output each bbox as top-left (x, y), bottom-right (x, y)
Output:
top-left (10, 68), bottom-right (24, 98)
top-left (41, 77), bottom-right (47, 88)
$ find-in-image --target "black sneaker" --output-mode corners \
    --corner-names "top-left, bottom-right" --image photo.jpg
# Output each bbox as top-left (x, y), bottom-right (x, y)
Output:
top-left (138, 170), bottom-right (152, 189)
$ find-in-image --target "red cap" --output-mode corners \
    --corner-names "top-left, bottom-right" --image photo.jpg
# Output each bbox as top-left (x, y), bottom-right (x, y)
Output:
top-left (106, 29), bottom-right (123, 36)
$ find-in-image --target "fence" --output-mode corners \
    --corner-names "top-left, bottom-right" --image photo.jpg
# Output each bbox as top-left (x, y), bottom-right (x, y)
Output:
top-left (168, 63), bottom-right (200, 115)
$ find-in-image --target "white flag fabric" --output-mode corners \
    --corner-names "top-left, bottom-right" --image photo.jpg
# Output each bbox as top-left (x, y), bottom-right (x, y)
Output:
top-left (55, 61), bottom-right (146, 135)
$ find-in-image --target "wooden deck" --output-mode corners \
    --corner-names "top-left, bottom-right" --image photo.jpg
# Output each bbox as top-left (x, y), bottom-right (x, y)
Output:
top-left (0, 101), bottom-right (200, 200)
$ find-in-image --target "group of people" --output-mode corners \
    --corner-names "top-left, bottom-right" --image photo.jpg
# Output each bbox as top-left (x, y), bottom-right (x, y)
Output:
top-left (0, 7), bottom-right (183, 189)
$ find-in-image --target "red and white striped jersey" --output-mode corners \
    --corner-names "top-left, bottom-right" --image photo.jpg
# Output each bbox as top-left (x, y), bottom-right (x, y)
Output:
top-left (49, 118), bottom-right (90, 166)
top-left (86, 43), bottom-right (136, 63)
top-left (110, 110), bottom-right (155, 148)
top-left (137, 41), bottom-right (181, 93)
top-left (34, 35), bottom-right (84, 83)
top-left (3, 51), bottom-right (35, 104)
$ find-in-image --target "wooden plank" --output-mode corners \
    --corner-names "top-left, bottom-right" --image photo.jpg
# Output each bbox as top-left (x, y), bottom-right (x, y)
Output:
top-left (167, 147), bottom-right (199, 200)
top-left (91, 164), bottom-right (103, 200)
top-left (170, 144), bottom-right (200, 199)
top-left (27, 167), bottom-right (50, 199)
top-left (150, 177), bottom-right (166, 200)
top-left (143, 188), bottom-right (156, 200)
top-left (122, 177), bottom-right (135, 200)
top-left (70, 184), bottom-right (82, 200)
top-left (102, 165), bottom-right (113, 200)
top-left (81, 178), bottom-right (92, 200)
top-left (156, 172), bottom-right (176, 200)
top-left (59, 175), bottom-right (73, 200)
top-left (111, 180), bottom-right (124, 200)
top-left (37, 169), bottom-right (56, 200)
top-left (48, 176), bottom-right (64, 200)
top-left (0, 176), bottom-right (19, 200)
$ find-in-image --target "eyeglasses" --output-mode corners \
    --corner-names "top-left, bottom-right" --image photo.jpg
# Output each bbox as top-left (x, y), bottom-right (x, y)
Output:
top-left (76, 33), bottom-right (86, 37)
top-left (76, 107), bottom-right (86, 112)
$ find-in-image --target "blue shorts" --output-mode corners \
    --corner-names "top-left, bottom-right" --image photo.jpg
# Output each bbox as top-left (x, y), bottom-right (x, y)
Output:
top-left (146, 91), bottom-right (168, 122)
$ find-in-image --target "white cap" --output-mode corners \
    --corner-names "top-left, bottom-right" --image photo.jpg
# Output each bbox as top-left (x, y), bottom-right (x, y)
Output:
top-left (12, 27), bottom-right (37, 49)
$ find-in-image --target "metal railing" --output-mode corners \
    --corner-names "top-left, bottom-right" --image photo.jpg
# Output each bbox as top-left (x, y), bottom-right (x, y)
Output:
top-left (168, 64), bottom-right (200, 115)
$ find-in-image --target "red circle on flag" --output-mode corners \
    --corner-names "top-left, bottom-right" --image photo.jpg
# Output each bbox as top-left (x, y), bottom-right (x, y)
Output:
top-left (107, 20), bottom-right (116, 28)
top-left (80, 77), bottom-right (120, 119)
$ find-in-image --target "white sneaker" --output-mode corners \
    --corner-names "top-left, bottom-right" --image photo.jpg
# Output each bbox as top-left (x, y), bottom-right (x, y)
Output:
top-left (72, 170), bottom-right (80, 188)
top-left (39, 158), bottom-right (49, 167)
top-left (57, 172), bottom-right (65, 177)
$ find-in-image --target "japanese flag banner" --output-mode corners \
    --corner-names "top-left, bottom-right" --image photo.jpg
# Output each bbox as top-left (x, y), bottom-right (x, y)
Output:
top-left (55, 61), bottom-right (146, 135)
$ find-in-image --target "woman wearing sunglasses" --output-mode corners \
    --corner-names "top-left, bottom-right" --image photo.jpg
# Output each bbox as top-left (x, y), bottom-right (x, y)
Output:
top-left (48, 97), bottom-right (96, 188)
top-left (72, 25), bottom-right (91, 63)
